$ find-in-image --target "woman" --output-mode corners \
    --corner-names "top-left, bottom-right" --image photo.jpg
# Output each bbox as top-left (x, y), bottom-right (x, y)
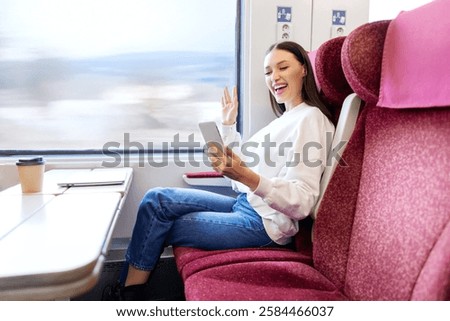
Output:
top-left (108, 41), bottom-right (335, 300)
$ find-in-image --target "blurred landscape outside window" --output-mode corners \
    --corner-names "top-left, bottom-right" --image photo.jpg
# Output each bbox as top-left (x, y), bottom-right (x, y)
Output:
top-left (0, 0), bottom-right (236, 151)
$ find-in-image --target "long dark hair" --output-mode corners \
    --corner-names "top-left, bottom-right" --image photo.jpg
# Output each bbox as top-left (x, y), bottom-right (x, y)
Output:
top-left (266, 41), bottom-right (332, 121)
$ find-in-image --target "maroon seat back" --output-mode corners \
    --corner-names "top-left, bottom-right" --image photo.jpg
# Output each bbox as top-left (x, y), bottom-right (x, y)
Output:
top-left (314, 1), bottom-right (450, 300)
top-left (293, 37), bottom-right (353, 253)
top-left (313, 20), bottom-right (390, 291)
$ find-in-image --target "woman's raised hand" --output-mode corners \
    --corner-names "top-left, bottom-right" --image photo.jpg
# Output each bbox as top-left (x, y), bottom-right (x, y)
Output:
top-left (221, 86), bottom-right (238, 126)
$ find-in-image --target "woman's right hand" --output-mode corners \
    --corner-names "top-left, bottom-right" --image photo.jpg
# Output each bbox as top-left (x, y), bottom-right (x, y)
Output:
top-left (221, 86), bottom-right (238, 126)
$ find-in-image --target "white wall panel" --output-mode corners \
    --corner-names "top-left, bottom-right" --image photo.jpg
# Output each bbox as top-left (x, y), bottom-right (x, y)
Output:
top-left (311, 0), bottom-right (369, 50)
top-left (241, 0), bottom-right (313, 140)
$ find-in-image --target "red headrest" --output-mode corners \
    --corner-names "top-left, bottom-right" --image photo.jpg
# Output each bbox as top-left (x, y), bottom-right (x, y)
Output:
top-left (341, 20), bottom-right (391, 106)
top-left (315, 36), bottom-right (353, 114)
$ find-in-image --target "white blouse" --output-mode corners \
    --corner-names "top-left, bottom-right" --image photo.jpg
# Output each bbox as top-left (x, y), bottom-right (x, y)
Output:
top-left (221, 102), bottom-right (335, 244)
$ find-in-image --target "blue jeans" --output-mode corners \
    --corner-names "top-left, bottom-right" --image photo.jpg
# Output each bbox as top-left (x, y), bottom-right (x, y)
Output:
top-left (124, 187), bottom-right (278, 273)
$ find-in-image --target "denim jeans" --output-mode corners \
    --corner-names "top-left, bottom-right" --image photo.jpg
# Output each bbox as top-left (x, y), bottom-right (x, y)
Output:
top-left (124, 187), bottom-right (277, 273)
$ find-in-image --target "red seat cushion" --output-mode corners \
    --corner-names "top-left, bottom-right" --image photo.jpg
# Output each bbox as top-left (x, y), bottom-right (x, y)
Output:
top-left (184, 260), bottom-right (347, 301)
top-left (174, 246), bottom-right (312, 281)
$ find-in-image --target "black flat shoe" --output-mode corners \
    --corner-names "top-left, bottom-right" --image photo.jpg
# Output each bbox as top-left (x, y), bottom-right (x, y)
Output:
top-left (119, 284), bottom-right (147, 301)
top-left (102, 281), bottom-right (122, 301)
top-left (102, 281), bottom-right (147, 301)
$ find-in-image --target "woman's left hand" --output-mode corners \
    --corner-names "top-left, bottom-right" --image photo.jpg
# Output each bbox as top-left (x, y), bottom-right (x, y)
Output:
top-left (207, 144), bottom-right (260, 190)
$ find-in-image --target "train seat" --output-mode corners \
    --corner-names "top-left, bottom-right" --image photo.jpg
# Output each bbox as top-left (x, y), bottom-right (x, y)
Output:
top-left (311, 19), bottom-right (391, 296)
top-left (336, 1), bottom-right (449, 300)
top-left (173, 35), bottom-right (356, 291)
top-left (179, 0), bottom-right (450, 300)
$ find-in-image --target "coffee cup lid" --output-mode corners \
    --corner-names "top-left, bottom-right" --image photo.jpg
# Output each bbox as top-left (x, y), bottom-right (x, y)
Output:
top-left (16, 157), bottom-right (45, 166)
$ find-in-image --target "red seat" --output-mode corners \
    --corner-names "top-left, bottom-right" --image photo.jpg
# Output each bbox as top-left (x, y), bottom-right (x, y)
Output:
top-left (184, 260), bottom-right (347, 301)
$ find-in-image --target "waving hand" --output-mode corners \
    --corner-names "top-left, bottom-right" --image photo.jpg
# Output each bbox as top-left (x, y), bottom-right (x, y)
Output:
top-left (221, 86), bottom-right (238, 126)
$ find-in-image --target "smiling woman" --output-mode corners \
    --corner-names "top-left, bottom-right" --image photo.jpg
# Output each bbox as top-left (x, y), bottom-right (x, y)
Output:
top-left (0, 0), bottom-right (237, 151)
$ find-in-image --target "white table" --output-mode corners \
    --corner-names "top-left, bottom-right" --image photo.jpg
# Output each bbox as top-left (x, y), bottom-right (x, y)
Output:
top-left (0, 194), bottom-right (55, 241)
top-left (0, 168), bottom-right (132, 300)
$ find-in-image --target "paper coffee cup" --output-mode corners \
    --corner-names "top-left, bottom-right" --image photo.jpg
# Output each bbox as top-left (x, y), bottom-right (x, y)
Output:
top-left (16, 157), bottom-right (45, 193)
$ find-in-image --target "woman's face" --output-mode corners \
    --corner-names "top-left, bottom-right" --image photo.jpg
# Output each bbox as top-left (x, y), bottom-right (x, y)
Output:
top-left (264, 48), bottom-right (306, 111)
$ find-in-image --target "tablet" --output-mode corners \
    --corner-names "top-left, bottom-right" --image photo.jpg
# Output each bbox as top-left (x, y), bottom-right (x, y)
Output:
top-left (198, 121), bottom-right (224, 149)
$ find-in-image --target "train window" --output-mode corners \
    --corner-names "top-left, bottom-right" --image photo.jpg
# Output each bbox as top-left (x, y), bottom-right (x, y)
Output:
top-left (0, 0), bottom-right (238, 153)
